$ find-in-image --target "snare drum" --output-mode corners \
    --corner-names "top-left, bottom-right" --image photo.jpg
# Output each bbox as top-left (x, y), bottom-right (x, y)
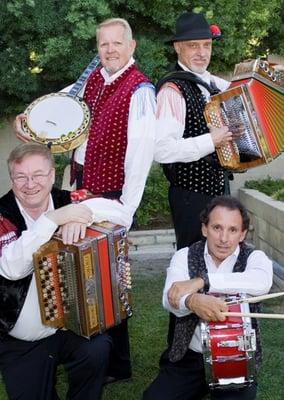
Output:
top-left (22, 92), bottom-right (90, 153)
top-left (201, 295), bottom-right (256, 389)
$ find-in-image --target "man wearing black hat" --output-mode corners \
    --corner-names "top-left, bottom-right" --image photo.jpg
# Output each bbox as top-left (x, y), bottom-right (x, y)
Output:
top-left (146, 10), bottom-right (251, 400)
top-left (154, 11), bottom-right (233, 252)
top-left (153, 14), bottom-right (234, 396)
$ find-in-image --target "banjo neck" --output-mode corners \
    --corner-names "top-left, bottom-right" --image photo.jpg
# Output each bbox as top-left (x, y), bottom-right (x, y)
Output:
top-left (68, 54), bottom-right (100, 98)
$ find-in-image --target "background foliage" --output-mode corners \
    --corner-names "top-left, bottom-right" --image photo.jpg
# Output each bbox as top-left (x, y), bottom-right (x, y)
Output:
top-left (134, 164), bottom-right (171, 229)
top-left (1, 0), bottom-right (284, 118)
top-left (245, 178), bottom-right (284, 202)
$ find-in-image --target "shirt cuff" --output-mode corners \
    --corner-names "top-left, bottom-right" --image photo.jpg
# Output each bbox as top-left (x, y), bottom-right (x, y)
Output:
top-left (179, 294), bottom-right (191, 312)
top-left (33, 214), bottom-right (58, 241)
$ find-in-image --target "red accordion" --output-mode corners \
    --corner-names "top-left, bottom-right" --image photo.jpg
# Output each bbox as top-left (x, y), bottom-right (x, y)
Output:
top-left (204, 59), bottom-right (284, 170)
top-left (33, 222), bottom-right (132, 338)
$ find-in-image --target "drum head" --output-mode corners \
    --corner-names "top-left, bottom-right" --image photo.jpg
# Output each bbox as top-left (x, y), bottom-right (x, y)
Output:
top-left (23, 92), bottom-right (90, 153)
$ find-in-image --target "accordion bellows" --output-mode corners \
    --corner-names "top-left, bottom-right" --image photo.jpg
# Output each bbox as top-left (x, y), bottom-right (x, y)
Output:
top-left (204, 59), bottom-right (284, 171)
top-left (33, 222), bottom-right (132, 338)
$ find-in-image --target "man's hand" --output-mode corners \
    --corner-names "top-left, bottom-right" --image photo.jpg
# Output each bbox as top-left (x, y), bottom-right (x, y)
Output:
top-left (208, 123), bottom-right (233, 148)
top-left (167, 278), bottom-right (204, 309)
top-left (186, 293), bottom-right (228, 322)
top-left (46, 204), bottom-right (93, 226)
top-left (229, 121), bottom-right (246, 140)
top-left (272, 64), bottom-right (284, 72)
top-left (13, 113), bottom-right (31, 142)
top-left (58, 222), bottom-right (87, 245)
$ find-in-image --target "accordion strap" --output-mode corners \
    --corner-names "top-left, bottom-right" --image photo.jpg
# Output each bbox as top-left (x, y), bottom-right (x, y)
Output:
top-left (156, 70), bottom-right (221, 95)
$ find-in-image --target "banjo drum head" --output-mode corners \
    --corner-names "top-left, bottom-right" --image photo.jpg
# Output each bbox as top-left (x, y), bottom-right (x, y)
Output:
top-left (22, 92), bottom-right (90, 153)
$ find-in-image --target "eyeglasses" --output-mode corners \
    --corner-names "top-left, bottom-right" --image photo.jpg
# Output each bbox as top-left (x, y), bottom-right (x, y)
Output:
top-left (12, 170), bottom-right (52, 185)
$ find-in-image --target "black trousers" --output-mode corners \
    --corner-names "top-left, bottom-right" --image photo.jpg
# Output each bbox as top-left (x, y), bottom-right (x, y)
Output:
top-left (168, 186), bottom-right (214, 251)
top-left (143, 348), bottom-right (257, 400)
top-left (74, 163), bottom-right (131, 379)
top-left (0, 330), bottom-right (112, 400)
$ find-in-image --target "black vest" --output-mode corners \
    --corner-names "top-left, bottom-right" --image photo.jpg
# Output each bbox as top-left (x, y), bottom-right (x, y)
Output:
top-left (157, 65), bottom-right (225, 196)
top-left (169, 240), bottom-right (262, 369)
top-left (0, 188), bottom-right (71, 338)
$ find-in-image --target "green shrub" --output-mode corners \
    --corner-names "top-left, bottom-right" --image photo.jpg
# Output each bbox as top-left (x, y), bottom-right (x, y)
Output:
top-left (54, 153), bottom-right (70, 189)
top-left (245, 178), bottom-right (284, 202)
top-left (135, 164), bottom-right (171, 229)
top-left (272, 188), bottom-right (284, 202)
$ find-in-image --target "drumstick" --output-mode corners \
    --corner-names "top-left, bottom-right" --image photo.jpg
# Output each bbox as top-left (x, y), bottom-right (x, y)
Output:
top-left (226, 292), bottom-right (284, 305)
top-left (223, 312), bottom-right (284, 319)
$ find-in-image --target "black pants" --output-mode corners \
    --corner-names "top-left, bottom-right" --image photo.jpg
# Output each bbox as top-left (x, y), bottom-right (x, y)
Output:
top-left (0, 330), bottom-right (112, 400)
top-left (143, 348), bottom-right (257, 400)
top-left (74, 163), bottom-right (131, 379)
top-left (168, 186), bottom-right (214, 251)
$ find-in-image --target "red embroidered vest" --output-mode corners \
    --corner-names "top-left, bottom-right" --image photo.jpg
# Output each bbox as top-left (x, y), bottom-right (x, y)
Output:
top-left (82, 64), bottom-right (149, 194)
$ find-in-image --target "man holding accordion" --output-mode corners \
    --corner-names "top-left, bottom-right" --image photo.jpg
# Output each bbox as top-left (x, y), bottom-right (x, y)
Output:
top-left (0, 143), bottom-right (112, 399)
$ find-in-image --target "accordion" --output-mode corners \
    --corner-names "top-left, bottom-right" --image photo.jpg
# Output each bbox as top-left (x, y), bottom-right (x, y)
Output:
top-left (33, 222), bottom-right (132, 338)
top-left (204, 59), bottom-right (284, 170)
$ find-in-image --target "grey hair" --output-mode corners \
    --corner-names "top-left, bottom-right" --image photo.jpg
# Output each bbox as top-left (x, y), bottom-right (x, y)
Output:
top-left (7, 143), bottom-right (54, 176)
top-left (96, 18), bottom-right (133, 42)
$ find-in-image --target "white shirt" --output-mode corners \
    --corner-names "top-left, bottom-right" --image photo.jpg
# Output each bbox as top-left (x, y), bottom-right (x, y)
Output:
top-left (1, 196), bottom-right (59, 341)
top-left (2, 183), bottom-right (156, 341)
top-left (154, 62), bottom-right (230, 163)
top-left (71, 58), bottom-right (156, 230)
top-left (163, 242), bottom-right (273, 352)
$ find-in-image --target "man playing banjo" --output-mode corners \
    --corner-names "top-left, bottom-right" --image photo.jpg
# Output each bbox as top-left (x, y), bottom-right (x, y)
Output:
top-left (14, 17), bottom-right (156, 384)
top-left (143, 196), bottom-right (273, 400)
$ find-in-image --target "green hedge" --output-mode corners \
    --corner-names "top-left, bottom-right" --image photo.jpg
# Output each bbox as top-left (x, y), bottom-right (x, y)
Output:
top-left (135, 164), bottom-right (172, 229)
top-left (245, 178), bottom-right (284, 202)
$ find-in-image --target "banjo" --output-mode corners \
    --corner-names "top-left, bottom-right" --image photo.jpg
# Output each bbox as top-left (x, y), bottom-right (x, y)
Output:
top-left (22, 55), bottom-right (100, 153)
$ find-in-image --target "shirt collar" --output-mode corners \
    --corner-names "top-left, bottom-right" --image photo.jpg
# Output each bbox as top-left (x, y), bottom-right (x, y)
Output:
top-left (16, 194), bottom-right (54, 224)
top-left (204, 241), bottom-right (240, 264)
top-left (100, 57), bottom-right (135, 84)
top-left (178, 61), bottom-right (211, 85)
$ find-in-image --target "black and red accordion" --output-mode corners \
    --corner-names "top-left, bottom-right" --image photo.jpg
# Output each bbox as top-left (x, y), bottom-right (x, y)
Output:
top-left (204, 59), bottom-right (284, 170)
top-left (33, 222), bottom-right (132, 338)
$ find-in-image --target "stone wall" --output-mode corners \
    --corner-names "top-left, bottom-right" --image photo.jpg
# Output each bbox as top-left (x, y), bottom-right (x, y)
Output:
top-left (239, 188), bottom-right (284, 290)
top-left (239, 188), bottom-right (284, 266)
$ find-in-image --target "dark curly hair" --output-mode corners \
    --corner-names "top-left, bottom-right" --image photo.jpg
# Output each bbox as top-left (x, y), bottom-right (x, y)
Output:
top-left (200, 195), bottom-right (250, 231)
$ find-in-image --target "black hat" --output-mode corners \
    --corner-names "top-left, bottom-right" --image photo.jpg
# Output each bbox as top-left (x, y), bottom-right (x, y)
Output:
top-left (167, 12), bottom-right (222, 43)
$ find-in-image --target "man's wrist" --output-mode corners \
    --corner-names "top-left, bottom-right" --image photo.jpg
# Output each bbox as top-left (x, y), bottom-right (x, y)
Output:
top-left (195, 277), bottom-right (205, 291)
top-left (199, 273), bottom-right (209, 292)
top-left (185, 293), bottom-right (197, 312)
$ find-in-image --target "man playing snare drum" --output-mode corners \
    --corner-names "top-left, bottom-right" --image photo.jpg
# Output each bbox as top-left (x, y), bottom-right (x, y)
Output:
top-left (143, 196), bottom-right (273, 400)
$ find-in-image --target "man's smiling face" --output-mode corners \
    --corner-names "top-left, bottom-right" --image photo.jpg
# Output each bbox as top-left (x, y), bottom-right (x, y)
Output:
top-left (97, 24), bottom-right (136, 75)
top-left (11, 154), bottom-right (55, 213)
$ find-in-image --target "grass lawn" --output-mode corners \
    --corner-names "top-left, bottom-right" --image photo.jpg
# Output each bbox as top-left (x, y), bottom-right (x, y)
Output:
top-left (0, 266), bottom-right (283, 399)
